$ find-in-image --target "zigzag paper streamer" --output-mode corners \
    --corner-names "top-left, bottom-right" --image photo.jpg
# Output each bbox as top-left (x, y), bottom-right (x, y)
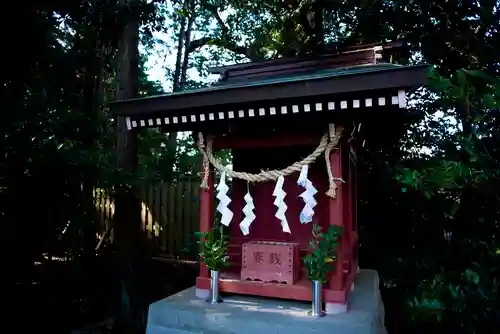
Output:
top-left (273, 175), bottom-right (291, 233)
top-left (216, 172), bottom-right (233, 226)
top-left (239, 191), bottom-right (255, 235)
top-left (297, 165), bottom-right (318, 224)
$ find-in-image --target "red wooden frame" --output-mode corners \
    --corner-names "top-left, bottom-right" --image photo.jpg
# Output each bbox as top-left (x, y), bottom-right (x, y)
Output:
top-left (198, 162), bottom-right (214, 281)
top-left (213, 134), bottom-right (321, 150)
top-left (196, 132), bottom-right (357, 304)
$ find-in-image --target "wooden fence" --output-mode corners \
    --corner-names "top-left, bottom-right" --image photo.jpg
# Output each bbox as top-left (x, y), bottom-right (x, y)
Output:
top-left (93, 180), bottom-right (201, 258)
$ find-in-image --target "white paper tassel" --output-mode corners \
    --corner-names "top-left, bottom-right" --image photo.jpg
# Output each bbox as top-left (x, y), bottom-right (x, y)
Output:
top-left (216, 172), bottom-right (233, 226)
top-left (297, 165), bottom-right (318, 224)
top-left (239, 191), bottom-right (255, 235)
top-left (272, 175), bottom-right (291, 233)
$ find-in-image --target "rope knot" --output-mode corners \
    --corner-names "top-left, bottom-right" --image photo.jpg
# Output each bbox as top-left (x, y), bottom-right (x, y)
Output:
top-left (326, 177), bottom-right (345, 198)
top-left (326, 183), bottom-right (338, 198)
top-left (324, 127), bottom-right (344, 198)
top-left (199, 133), bottom-right (211, 189)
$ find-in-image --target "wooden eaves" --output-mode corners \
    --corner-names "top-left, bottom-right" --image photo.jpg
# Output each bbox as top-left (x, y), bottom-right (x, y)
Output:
top-left (111, 64), bottom-right (428, 118)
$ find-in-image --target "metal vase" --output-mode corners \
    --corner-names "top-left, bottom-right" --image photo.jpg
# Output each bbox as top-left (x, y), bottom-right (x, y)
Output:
top-left (310, 280), bottom-right (325, 317)
top-left (208, 270), bottom-right (222, 304)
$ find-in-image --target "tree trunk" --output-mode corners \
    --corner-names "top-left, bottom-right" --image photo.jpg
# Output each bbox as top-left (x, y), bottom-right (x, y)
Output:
top-left (114, 0), bottom-right (142, 330)
top-left (115, 0), bottom-right (141, 257)
top-left (180, 3), bottom-right (196, 88)
top-left (79, 28), bottom-right (108, 250)
top-left (451, 98), bottom-right (476, 267)
top-left (300, 0), bottom-right (325, 55)
top-left (167, 0), bottom-right (197, 179)
top-left (172, 2), bottom-right (188, 93)
top-left (166, 2), bottom-right (193, 179)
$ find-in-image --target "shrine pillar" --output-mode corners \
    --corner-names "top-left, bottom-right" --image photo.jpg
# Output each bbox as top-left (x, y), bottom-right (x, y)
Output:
top-left (326, 140), bottom-right (348, 314)
top-left (195, 151), bottom-right (214, 298)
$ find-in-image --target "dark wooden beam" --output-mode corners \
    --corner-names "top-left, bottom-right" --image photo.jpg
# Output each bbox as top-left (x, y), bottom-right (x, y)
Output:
top-left (213, 133), bottom-right (321, 150)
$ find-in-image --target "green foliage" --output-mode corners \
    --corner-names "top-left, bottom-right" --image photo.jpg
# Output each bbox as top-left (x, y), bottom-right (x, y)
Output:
top-left (384, 29), bottom-right (500, 333)
top-left (408, 264), bottom-right (500, 332)
top-left (303, 224), bottom-right (344, 283)
top-left (195, 224), bottom-right (230, 271)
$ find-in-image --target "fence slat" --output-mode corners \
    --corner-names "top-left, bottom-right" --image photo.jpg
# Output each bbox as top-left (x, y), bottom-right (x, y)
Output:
top-left (154, 183), bottom-right (161, 251)
top-left (192, 181), bottom-right (200, 237)
top-left (183, 181), bottom-right (193, 253)
top-left (98, 189), bottom-right (103, 230)
top-left (148, 184), bottom-right (155, 239)
top-left (109, 189), bottom-right (114, 243)
top-left (139, 186), bottom-right (146, 238)
top-left (160, 181), bottom-right (168, 254)
top-left (175, 181), bottom-right (184, 254)
top-left (104, 189), bottom-right (110, 241)
top-left (168, 183), bottom-right (176, 254)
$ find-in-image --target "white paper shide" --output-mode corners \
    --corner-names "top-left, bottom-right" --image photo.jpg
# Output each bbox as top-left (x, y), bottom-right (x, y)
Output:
top-left (216, 172), bottom-right (233, 226)
top-left (239, 191), bottom-right (255, 235)
top-left (273, 175), bottom-right (291, 233)
top-left (297, 165), bottom-right (318, 224)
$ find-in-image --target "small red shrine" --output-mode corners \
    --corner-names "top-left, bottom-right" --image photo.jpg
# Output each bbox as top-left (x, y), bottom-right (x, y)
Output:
top-left (111, 41), bottom-right (428, 311)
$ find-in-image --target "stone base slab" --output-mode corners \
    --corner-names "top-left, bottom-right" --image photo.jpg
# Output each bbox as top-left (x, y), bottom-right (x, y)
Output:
top-left (146, 269), bottom-right (386, 334)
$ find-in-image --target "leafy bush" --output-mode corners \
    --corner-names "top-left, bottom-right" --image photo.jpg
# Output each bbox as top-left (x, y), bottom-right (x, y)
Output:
top-left (303, 224), bottom-right (344, 283)
top-left (195, 225), bottom-right (230, 271)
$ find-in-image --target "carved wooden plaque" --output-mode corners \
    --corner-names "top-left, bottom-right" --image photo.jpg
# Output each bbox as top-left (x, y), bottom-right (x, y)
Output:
top-left (241, 241), bottom-right (300, 284)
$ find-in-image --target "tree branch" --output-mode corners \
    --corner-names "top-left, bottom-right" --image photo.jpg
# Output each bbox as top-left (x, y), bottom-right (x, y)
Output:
top-left (185, 4), bottom-right (263, 61)
top-left (207, 4), bottom-right (229, 34)
top-left (186, 37), bottom-right (212, 54)
top-left (187, 36), bottom-right (261, 61)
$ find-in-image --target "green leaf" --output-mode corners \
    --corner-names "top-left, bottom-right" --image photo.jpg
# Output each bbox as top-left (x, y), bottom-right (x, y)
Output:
top-left (464, 269), bottom-right (480, 285)
top-left (464, 69), bottom-right (500, 85)
top-left (456, 69), bottom-right (467, 88)
top-left (194, 231), bottom-right (206, 239)
top-left (450, 201), bottom-right (460, 216)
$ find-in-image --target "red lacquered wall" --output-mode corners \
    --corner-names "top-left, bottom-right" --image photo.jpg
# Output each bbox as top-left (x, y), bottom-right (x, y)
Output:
top-left (226, 146), bottom-right (329, 275)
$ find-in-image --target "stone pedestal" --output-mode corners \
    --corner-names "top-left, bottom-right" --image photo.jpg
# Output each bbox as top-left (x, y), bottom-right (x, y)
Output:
top-left (147, 270), bottom-right (386, 334)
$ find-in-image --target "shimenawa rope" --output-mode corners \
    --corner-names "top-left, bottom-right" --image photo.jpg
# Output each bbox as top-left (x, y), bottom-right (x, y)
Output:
top-left (197, 128), bottom-right (344, 198)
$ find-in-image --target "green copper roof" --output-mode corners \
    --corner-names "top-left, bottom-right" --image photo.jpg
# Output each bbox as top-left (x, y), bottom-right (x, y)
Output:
top-left (121, 63), bottom-right (411, 103)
